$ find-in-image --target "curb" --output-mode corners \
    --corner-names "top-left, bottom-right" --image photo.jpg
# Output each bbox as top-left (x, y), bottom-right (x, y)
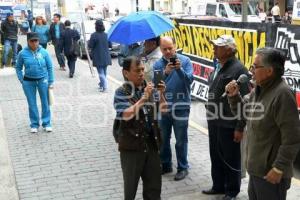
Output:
top-left (0, 106), bottom-right (19, 200)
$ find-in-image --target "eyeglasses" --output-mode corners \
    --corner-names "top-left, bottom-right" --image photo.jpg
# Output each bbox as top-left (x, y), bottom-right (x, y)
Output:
top-left (250, 64), bottom-right (265, 71)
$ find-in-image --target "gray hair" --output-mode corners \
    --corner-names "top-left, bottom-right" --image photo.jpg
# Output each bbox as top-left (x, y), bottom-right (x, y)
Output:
top-left (255, 47), bottom-right (285, 77)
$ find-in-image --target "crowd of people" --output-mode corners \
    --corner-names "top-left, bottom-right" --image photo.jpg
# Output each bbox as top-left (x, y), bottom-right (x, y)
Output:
top-left (0, 7), bottom-right (300, 200)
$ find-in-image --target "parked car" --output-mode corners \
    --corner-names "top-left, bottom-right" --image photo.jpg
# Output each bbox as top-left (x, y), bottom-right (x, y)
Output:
top-left (73, 19), bottom-right (120, 59)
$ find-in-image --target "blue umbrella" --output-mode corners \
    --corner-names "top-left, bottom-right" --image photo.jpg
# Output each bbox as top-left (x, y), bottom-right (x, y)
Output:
top-left (107, 11), bottom-right (174, 45)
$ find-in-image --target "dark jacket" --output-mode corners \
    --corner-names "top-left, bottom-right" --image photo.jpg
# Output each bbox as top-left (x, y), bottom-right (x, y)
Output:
top-left (60, 27), bottom-right (80, 56)
top-left (88, 31), bottom-right (111, 67)
top-left (113, 83), bottom-right (162, 152)
top-left (206, 56), bottom-right (249, 131)
top-left (49, 22), bottom-right (65, 44)
top-left (228, 78), bottom-right (300, 178)
top-left (1, 19), bottom-right (18, 41)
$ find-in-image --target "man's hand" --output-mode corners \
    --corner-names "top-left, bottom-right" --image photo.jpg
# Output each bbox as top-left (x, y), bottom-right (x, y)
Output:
top-left (233, 130), bottom-right (243, 143)
top-left (225, 80), bottom-right (239, 97)
top-left (264, 168), bottom-right (283, 184)
top-left (48, 84), bottom-right (54, 89)
top-left (143, 82), bottom-right (154, 100)
top-left (157, 81), bottom-right (166, 94)
top-left (174, 59), bottom-right (181, 70)
top-left (164, 62), bottom-right (175, 75)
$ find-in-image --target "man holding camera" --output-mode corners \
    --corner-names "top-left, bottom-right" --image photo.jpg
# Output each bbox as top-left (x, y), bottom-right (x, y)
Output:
top-left (153, 36), bottom-right (193, 181)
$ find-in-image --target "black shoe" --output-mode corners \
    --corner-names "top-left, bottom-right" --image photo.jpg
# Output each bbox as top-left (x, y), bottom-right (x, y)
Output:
top-left (69, 74), bottom-right (73, 78)
top-left (161, 167), bottom-right (173, 175)
top-left (174, 169), bottom-right (188, 181)
top-left (222, 195), bottom-right (236, 200)
top-left (202, 188), bottom-right (225, 195)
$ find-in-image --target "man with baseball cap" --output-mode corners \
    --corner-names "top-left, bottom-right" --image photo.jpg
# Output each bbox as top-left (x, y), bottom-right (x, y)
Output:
top-left (203, 35), bottom-right (249, 200)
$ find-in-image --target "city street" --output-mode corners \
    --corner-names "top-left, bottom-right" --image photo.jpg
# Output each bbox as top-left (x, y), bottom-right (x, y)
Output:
top-left (0, 36), bottom-right (300, 200)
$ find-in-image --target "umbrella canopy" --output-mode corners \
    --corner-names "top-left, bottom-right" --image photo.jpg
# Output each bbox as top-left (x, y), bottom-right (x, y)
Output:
top-left (107, 11), bottom-right (174, 45)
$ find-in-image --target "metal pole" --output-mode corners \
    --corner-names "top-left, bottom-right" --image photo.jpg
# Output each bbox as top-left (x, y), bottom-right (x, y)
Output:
top-left (30, 0), bottom-right (33, 13)
top-left (151, 0), bottom-right (155, 11)
top-left (242, 0), bottom-right (248, 22)
top-left (136, 0), bottom-right (139, 12)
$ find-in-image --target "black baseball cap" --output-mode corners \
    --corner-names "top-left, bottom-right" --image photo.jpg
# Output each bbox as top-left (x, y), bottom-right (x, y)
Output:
top-left (27, 32), bottom-right (39, 41)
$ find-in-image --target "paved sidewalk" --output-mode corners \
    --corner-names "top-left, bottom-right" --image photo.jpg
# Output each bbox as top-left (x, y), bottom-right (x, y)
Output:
top-left (0, 44), bottom-right (300, 200)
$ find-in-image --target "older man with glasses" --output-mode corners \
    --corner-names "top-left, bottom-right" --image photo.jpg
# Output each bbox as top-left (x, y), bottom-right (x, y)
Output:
top-left (225, 47), bottom-right (300, 200)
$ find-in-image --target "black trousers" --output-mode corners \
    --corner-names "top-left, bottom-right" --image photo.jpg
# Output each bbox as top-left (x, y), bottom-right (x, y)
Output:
top-left (66, 55), bottom-right (77, 76)
top-left (120, 149), bottom-right (161, 200)
top-left (208, 123), bottom-right (241, 197)
top-left (248, 175), bottom-right (291, 200)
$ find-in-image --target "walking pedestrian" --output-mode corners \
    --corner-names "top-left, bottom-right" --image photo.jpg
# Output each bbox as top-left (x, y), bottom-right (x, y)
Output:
top-left (88, 19), bottom-right (111, 92)
top-left (16, 32), bottom-right (54, 133)
top-left (202, 35), bottom-right (250, 200)
top-left (271, 1), bottom-right (281, 23)
top-left (0, 12), bottom-right (18, 68)
top-left (225, 47), bottom-right (300, 200)
top-left (60, 20), bottom-right (80, 78)
top-left (49, 13), bottom-right (66, 70)
top-left (32, 16), bottom-right (50, 49)
top-left (113, 56), bottom-right (167, 200)
top-left (27, 10), bottom-right (34, 30)
top-left (153, 36), bottom-right (194, 181)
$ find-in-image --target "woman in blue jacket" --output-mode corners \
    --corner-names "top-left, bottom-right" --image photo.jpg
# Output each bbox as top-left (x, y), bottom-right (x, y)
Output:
top-left (88, 19), bottom-right (111, 92)
top-left (16, 32), bottom-right (54, 133)
top-left (32, 16), bottom-right (50, 49)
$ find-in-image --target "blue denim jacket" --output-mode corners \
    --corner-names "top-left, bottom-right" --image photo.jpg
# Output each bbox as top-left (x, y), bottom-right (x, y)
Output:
top-left (153, 53), bottom-right (194, 110)
top-left (16, 46), bottom-right (54, 85)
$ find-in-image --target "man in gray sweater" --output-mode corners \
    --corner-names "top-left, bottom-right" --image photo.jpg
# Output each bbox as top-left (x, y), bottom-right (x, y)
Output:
top-left (225, 47), bottom-right (300, 200)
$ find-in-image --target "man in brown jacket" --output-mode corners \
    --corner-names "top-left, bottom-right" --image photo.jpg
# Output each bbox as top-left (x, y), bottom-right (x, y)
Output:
top-left (225, 47), bottom-right (300, 200)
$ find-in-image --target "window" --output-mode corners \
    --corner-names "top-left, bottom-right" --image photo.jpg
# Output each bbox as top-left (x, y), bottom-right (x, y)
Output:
top-left (206, 4), bottom-right (217, 16)
top-left (219, 4), bottom-right (227, 17)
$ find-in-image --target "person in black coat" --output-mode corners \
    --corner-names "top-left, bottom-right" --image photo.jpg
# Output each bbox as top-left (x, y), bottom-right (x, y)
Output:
top-left (60, 20), bottom-right (80, 78)
top-left (49, 13), bottom-right (66, 70)
top-left (88, 19), bottom-right (112, 92)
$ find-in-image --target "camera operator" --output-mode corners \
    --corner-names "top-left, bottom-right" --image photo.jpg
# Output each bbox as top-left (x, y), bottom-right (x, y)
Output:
top-left (113, 56), bottom-right (167, 200)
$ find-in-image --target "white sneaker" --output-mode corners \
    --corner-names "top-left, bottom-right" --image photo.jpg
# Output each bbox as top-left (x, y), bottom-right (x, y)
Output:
top-left (30, 128), bottom-right (38, 133)
top-left (44, 127), bottom-right (52, 132)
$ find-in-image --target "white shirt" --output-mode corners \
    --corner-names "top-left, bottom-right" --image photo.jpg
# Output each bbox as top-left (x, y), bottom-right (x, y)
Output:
top-left (271, 5), bottom-right (280, 16)
top-left (142, 47), bottom-right (162, 82)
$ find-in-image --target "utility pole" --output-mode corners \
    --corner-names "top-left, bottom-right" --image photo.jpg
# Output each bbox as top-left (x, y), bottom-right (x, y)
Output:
top-left (136, 0), bottom-right (139, 12)
top-left (151, 0), bottom-right (155, 11)
top-left (30, 0), bottom-right (33, 13)
top-left (242, 0), bottom-right (248, 22)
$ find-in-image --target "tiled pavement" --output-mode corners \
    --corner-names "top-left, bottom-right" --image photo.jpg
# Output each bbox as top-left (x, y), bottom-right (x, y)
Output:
top-left (0, 43), bottom-right (300, 200)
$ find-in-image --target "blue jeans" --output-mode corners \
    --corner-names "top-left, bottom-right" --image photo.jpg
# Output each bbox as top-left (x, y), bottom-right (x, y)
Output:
top-left (54, 43), bottom-right (65, 67)
top-left (3, 39), bottom-right (18, 66)
top-left (96, 65), bottom-right (108, 90)
top-left (160, 109), bottom-right (190, 171)
top-left (22, 78), bottom-right (51, 128)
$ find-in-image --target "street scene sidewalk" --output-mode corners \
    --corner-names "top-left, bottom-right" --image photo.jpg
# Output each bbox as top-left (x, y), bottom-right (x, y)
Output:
top-left (0, 42), bottom-right (300, 200)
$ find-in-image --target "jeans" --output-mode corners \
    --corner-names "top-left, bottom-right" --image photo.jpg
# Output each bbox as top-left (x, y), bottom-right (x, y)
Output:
top-left (96, 65), bottom-right (108, 90)
top-left (54, 43), bottom-right (65, 67)
top-left (22, 78), bottom-right (51, 128)
top-left (3, 39), bottom-right (18, 66)
top-left (66, 55), bottom-right (77, 76)
top-left (160, 109), bottom-right (190, 171)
